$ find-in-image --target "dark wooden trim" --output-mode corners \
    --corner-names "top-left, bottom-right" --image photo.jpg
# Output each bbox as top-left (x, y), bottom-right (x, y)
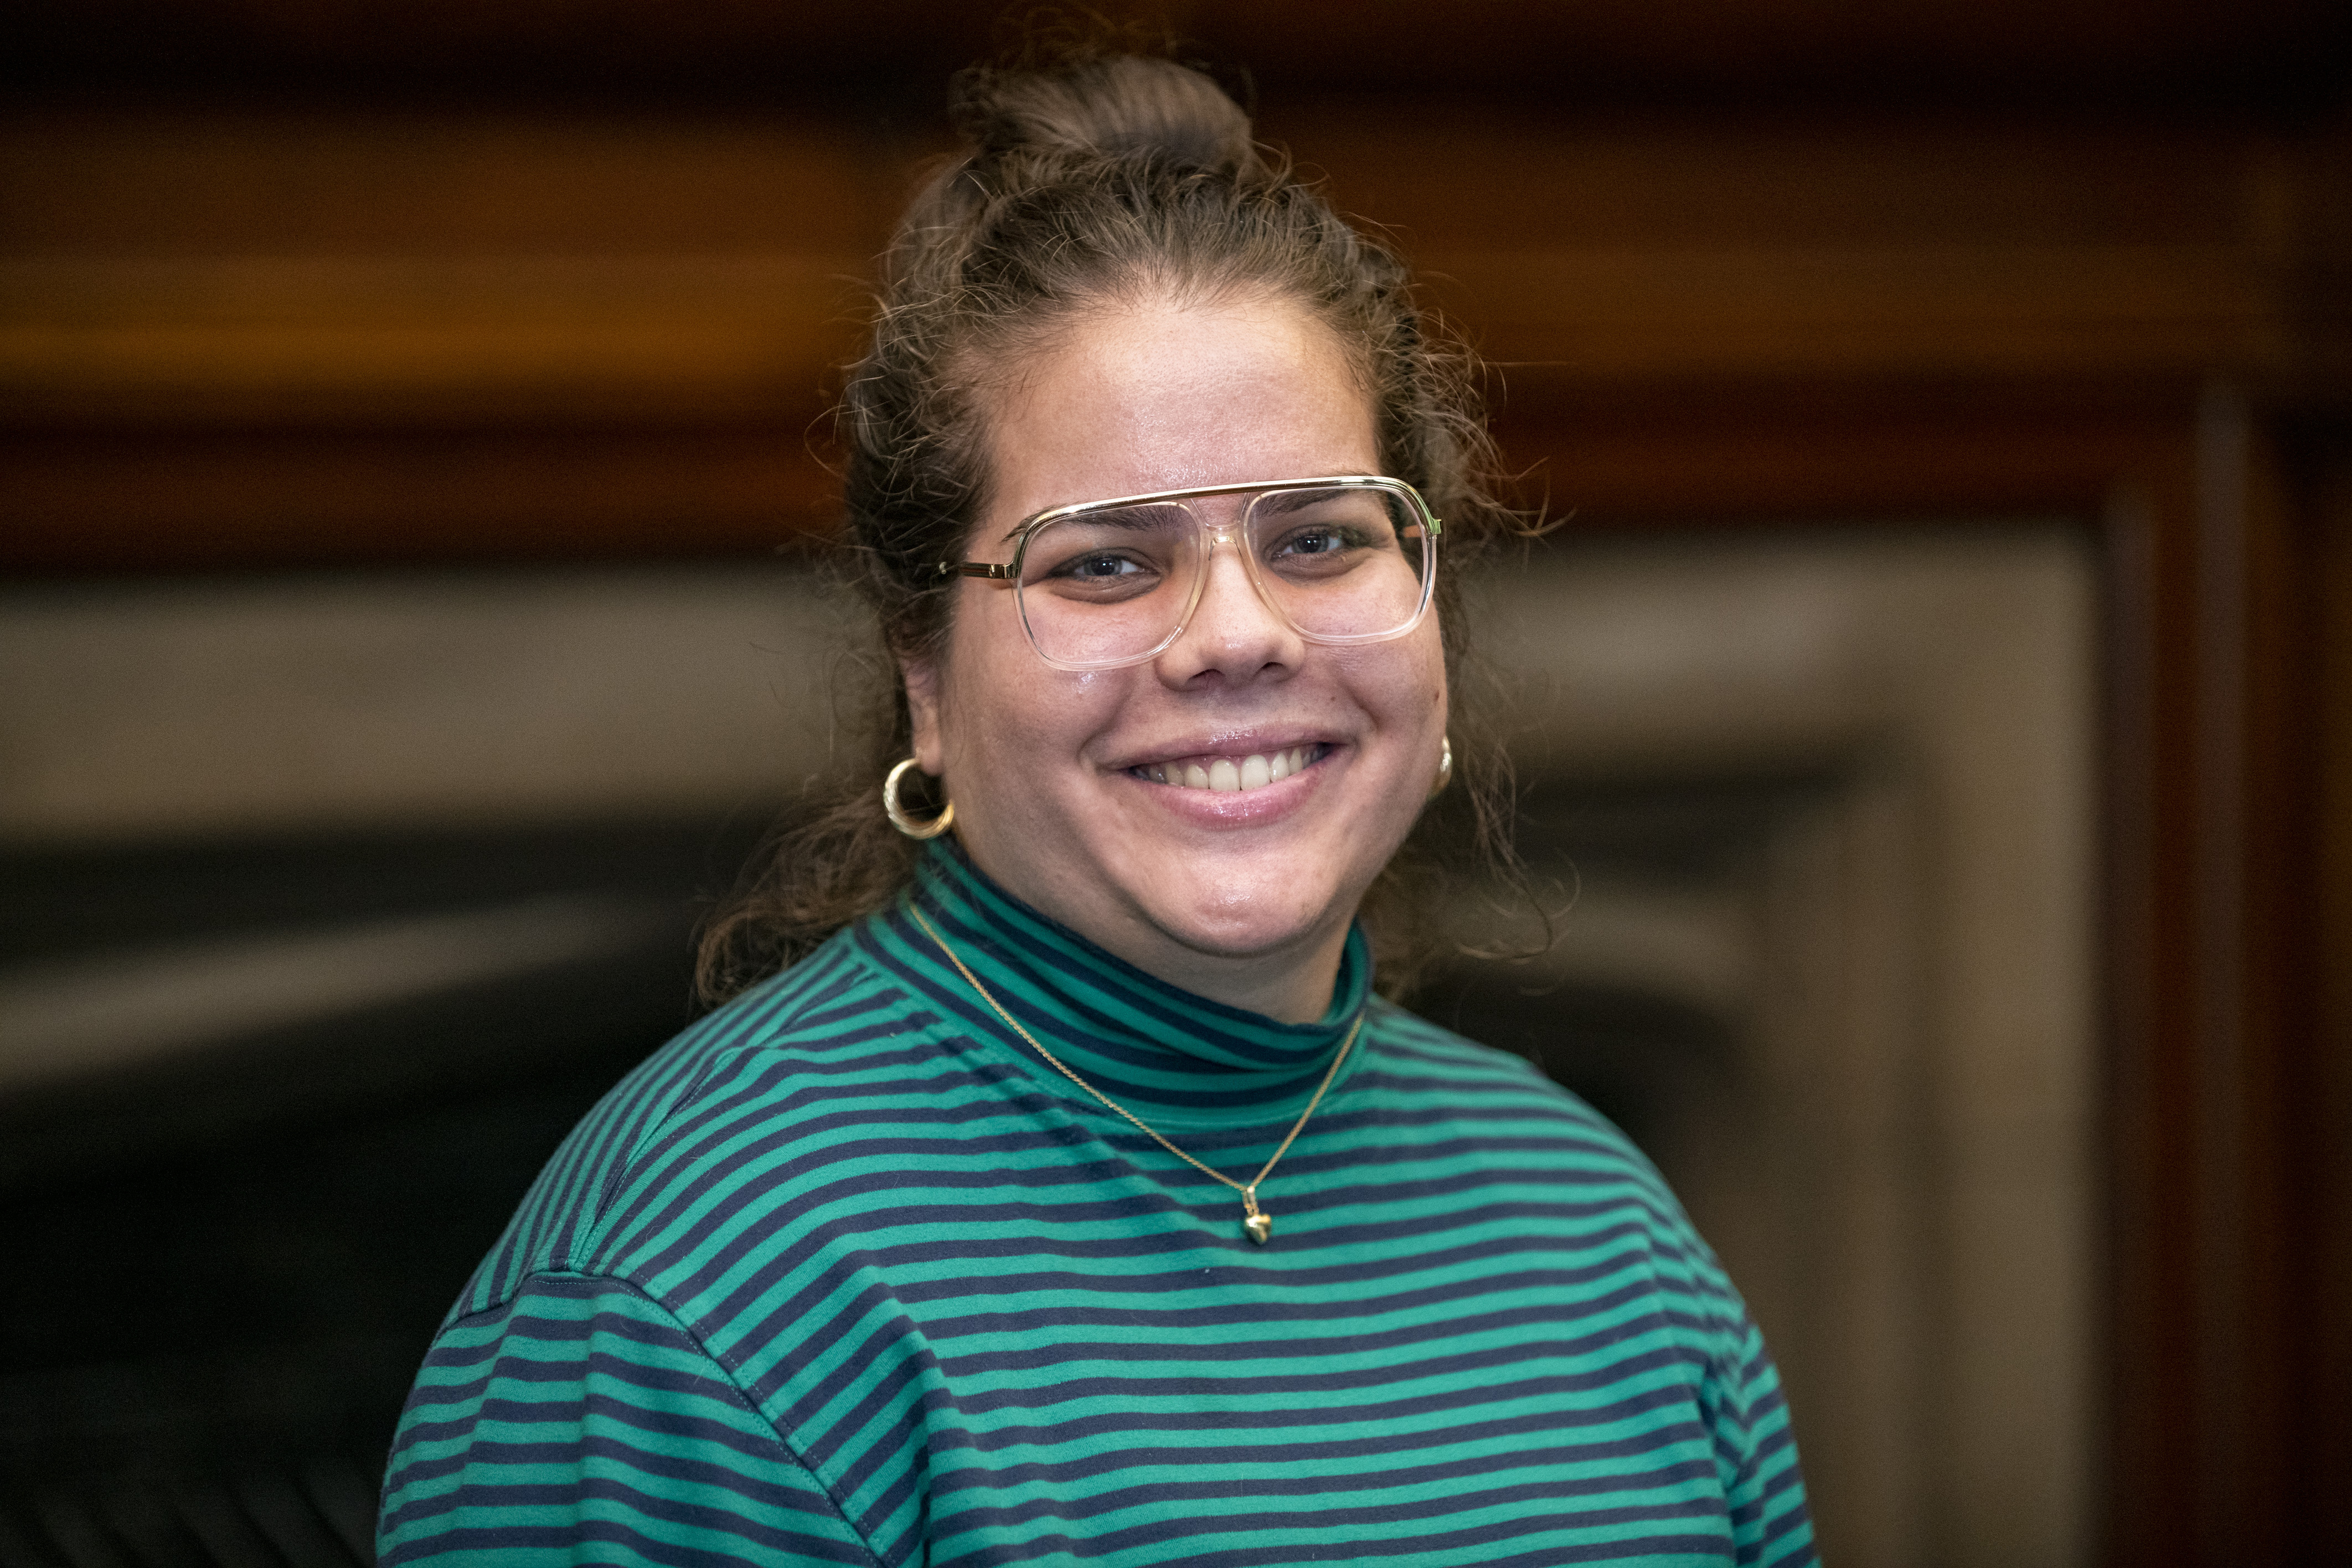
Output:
top-left (2296, 445), bottom-right (2352, 1562)
top-left (0, 426), bottom-right (841, 575)
top-left (2086, 392), bottom-right (2322, 1566)
top-left (2098, 454), bottom-right (2179, 1567)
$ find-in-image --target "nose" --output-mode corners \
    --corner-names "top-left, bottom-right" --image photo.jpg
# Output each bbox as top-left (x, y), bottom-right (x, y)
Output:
top-left (1155, 524), bottom-right (1302, 688)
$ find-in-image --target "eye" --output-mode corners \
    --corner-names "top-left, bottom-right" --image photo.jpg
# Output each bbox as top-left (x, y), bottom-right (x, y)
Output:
top-left (1263, 519), bottom-right (1383, 574)
top-left (1253, 488), bottom-right (1399, 575)
top-left (1275, 527), bottom-right (1347, 558)
top-left (1028, 540), bottom-right (1167, 602)
top-left (1060, 551), bottom-right (1147, 581)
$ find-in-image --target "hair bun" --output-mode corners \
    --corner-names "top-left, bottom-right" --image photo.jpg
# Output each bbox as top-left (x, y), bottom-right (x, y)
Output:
top-left (952, 55), bottom-right (1256, 174)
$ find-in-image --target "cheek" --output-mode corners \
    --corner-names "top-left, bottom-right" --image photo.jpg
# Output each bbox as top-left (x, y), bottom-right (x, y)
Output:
top-left (932, 591), bottom-right (1030, 740)
top-left (1414, 626), bottom-right (1450, 724)
top-left (936, 643), bottom-right (1126, 777)
top-left (1340, 630), bottom-right (1447, 725)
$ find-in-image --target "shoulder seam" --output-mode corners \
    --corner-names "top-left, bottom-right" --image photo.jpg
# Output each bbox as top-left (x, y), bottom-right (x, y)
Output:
top-left (577, 943), bottom-right (886, 1261)
top-left (456, 1268), bottom-right (892, 1568)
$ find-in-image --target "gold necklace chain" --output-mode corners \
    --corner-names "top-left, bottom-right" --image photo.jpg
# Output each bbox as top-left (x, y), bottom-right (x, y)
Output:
top-left (909, 902), bottom-right (1363, 1246)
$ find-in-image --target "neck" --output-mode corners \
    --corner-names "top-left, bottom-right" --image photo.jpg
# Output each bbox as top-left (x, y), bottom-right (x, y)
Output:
top-left (1142, 923), bottom-right (1353, 1024)
top-left (957, 839), bottom-right (1354, 1025)
top-left (884, 840), bottom-right (1373, 1130)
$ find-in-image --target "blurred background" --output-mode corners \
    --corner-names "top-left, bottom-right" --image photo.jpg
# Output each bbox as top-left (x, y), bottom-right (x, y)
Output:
top-left (2, 3), bottom-right (2347, 1566)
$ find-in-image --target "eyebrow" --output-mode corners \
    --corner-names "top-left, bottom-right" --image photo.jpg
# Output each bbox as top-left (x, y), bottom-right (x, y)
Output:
top-left (1005, 499), bottom-right (1193, 543)
top-left (1250, 486), bottom-right (1350, 519)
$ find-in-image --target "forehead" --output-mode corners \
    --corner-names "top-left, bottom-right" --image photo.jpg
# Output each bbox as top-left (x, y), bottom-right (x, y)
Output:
top-left (981, 295), bottom-right (1379, 527)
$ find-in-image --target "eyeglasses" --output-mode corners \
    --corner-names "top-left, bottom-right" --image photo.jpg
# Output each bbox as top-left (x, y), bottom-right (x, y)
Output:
top-left (935, 476), bottom-right (1441, 672)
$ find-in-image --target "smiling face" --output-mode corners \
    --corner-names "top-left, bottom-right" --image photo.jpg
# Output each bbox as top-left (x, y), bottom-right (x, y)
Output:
top-left (904, 292), bottom-right (1448, 1022)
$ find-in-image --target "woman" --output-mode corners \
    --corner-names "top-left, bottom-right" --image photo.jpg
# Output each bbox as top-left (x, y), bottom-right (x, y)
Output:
top-left (379, 51), bottom-right (1815, 1567)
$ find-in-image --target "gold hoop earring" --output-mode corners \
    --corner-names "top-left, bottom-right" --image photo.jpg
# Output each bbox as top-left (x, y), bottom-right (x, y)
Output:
top-left (1428, 735), bottom-right (1453, 800)
top-left (884, 756), bottom-right (956, 839)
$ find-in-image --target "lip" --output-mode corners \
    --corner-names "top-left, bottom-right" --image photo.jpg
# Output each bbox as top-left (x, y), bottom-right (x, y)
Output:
top-left (1130, 743), bottom-right (1325, 791)
top-left (1106, 729), bottom-right (1343, 773)
top-left (1106, 734), bottom-right (1342, 827)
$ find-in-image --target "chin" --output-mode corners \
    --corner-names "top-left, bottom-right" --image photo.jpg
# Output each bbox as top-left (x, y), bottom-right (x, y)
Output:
top-left (1123, 857), bottom-right (1360, 962)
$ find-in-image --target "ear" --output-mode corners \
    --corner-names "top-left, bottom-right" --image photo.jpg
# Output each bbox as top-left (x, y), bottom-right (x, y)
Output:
top-left (903, 653), bottom-right (947, 776)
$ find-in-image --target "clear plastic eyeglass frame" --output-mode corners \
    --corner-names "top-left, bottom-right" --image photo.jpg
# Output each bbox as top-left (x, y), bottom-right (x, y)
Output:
top-left (933, 475), bottom-right (1443, 673)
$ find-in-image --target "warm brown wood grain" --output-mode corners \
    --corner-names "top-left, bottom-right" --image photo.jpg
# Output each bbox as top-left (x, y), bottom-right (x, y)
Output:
top-left (0, 426), bottom-right (839, 571)
top-left (2304, 452), bottom-right (2352, 1562)
top-left (5, 111), bottom-right (2340, 571)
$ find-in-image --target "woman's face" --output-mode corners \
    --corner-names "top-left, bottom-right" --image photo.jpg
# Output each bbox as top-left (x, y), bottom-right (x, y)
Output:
top-left (904, 293), bottom-right (1447, 1020)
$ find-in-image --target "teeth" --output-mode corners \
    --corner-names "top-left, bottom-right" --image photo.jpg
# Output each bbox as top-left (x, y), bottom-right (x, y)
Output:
top-left (1141, 746), bottom-right (1318, 793)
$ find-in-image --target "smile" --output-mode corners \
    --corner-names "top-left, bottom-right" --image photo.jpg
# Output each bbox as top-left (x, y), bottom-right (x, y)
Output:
top-left (1131, 745), bottom-right (1325, 793)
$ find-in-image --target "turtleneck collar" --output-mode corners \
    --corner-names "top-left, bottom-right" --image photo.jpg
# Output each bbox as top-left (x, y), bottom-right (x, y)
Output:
top-left (859, 838), bottom-right (1372, 1132)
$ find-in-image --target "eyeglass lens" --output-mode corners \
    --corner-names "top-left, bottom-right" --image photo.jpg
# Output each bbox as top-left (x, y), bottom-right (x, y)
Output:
top-left (1014, 484), bottom-right (1432, 668)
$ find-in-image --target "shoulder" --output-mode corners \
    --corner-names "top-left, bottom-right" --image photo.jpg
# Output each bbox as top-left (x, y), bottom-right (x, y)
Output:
top-left (1361, 1001), bottom-right (1811, 1544)
top-left (1362, 993), bottom-right (1572, 1092)
top-left (1359, 993), bottom-right (1734, 1288)
top-left (383, 1268), bottom-right (884, 1566)
top-left (1363, 993), bottom-right (1671, 1177)
top-left (451, 919), bottom-right (951, 1318)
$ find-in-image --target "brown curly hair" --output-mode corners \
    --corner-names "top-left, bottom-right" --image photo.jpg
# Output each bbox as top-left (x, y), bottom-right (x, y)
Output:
top-left (697, 47), bottom-right (1531, 1004)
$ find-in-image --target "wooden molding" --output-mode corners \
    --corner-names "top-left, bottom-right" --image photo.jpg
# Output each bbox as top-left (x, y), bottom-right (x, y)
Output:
top-left (4, 109), bottom-right (2341, 569)
top-left (0, 241), bottom-right (2296, 426)
top-left (0, 255), bottom-right (870, 426)
top-left (1425, 244), bottom-right (2288, 383)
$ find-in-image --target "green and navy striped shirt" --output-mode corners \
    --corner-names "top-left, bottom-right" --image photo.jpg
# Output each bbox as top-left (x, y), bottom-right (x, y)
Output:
top-left (380, 842), bottom-right (1814, 1565)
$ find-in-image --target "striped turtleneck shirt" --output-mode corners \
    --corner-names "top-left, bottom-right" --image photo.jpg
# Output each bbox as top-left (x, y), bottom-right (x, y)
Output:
top-left (379, 842), bottom-right (1815, 1566)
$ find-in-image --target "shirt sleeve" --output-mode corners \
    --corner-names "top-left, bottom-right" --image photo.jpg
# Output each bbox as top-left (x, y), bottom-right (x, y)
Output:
top-left (1714, 1316), bottom-right (1819, 1567)
top-left (378, 1272), bottom-right (879, 1567)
